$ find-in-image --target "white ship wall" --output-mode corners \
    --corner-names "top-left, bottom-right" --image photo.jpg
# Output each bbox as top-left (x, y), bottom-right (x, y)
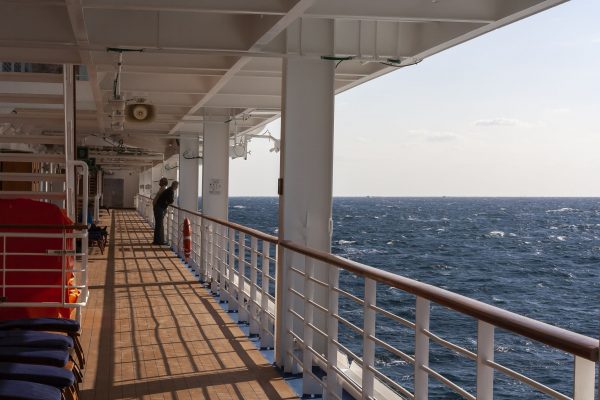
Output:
top-left (105, 170), bottom-right (139, 208)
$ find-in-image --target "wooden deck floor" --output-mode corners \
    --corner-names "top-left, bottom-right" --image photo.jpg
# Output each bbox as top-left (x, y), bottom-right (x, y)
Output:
top-left (80, 209), bottom-right (297, 400)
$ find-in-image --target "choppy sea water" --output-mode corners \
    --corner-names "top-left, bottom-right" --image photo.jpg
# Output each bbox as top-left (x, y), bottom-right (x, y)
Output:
top-left (228, 197), bottom-right (599, 399)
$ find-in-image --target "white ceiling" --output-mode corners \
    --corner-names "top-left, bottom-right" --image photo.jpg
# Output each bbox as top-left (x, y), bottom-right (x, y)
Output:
top-left (0, 0), bottom-right (567, 158)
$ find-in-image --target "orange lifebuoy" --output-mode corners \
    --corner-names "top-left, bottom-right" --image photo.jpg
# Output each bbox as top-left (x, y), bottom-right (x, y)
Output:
top-left (183, 218), bottom-right (192, 262)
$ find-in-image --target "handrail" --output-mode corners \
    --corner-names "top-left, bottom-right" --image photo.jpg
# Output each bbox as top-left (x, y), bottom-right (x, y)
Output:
top-left (169, 204), bottom-right (279, 244)
top-left (279, 239), bottom-right (598, 362)
top-left (140, 194), bottom-right (278, 243)
top-left (0, 224), bottom-right (88, 230)
top-left (136, 194), bottom-right (599, 363)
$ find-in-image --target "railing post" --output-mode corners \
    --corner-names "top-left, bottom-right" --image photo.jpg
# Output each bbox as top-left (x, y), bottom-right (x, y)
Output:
top-left (260, 241), bottom-right (274, 349)
top-left (362, 278), bottom-right (376, 399)
top-left (191, 215), bottom-right (201, 278)
top-left (209, 223), bottom-right (218, 295)
top-left (573, 356), bottom-right (595, 400)
top-left (302, 257), bottom-right (321, 395)
top-left (174, 208), bottom-right (180, 255)
top-left (275, 244), bottom-right (295, 372)
top-left (201, 219), bottom-right (209, 282)
top-left (238, 232), bottom-right (249, 323)
top-left (166, 208), bottom-right (172, 245)
top-left (477, 321), bottom-right (495, 400)
top-left (414, 297), bottom-right (430, 400)
top-left (249, 237), bottom-right (259, 335)
top-left (326, 262), bottom-right (341, 400)
top-left (219, 225), bottom-right (229, 301)
top-left (227, 228), bottom-right (237, 311)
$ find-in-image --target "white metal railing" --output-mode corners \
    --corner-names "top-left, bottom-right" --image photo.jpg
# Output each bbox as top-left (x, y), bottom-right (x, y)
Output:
top-left (136, 194), bottom-right (598, 400)
top-left (0, 225), bottom-right (89, 322)
top-left (278, 241), bottom-right (598, 400)
top-left (0, 160), bottom-right (90, 322)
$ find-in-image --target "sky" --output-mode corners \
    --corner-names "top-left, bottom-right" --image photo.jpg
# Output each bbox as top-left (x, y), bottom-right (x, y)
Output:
top-left (229, 0), bottom-right (600, 197)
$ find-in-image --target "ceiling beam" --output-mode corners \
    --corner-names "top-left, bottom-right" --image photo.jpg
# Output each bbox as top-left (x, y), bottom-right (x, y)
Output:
top-left (305, 0), bottom-right (544, 24)
top-left (0, 72), bottom-right (63, 84)
top-left (65, 0), bottom-right (106, 132)
top-left (81, 0), bottom-right (292, 15)
top-left (167, 0), bottom-right (317, 134)
top-left (0, 93), bottom-right (63, 104)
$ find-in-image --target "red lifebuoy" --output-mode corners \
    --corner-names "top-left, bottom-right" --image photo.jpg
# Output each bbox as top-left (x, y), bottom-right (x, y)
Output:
top-left (183, 218), bottom-right (192, 262)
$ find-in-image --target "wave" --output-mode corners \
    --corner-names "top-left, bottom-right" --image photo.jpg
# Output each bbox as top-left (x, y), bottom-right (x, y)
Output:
top-left (232, 205), bottom-right (246, 209)
top-left (546, 207), bottom-right (579, 213)
top-left (338, 239), bottom-right (356, 245)
top-left (487, 230), bottom-right (505, 238)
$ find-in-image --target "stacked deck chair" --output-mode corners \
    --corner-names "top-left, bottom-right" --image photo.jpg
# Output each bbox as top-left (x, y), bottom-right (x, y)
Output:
top-left (0, 318), bottom-right (84, 400)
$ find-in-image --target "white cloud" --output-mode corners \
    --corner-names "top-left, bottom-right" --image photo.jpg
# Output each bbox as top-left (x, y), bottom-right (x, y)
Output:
top-left (473, 118), bottom-right (523, 127)
top-left (408, 129), bottom-right (459, 142)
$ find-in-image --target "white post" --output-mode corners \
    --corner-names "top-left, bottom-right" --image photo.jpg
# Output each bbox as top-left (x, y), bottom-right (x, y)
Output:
top-left (249, 236), bottom-right (259, 336)
top-left (414, 297), bottom-right (430, 400)
top-left (260, 241), bottom-right (274, 349)
top-left (238, 232), bottom-right (249, 323)
top-left (166, 207), bottom-right (172, 245)
top-left (216, 224), bottom-right (226, 296)
top-left (573, 356), bottom-right (595, 400)
top-left (326, 262), bottom-right (341, 399)
top-left (151, 162), bottom-right (163, 200)
top-left (477, 321), bottom-right (495, 400)
top-left (302, 257), bottom-right (321, 396)
top-left (362, 278), bottom-right (376, 399)
top-left (276, 56), bottom-right (336, 367)
top-left (209, 223), bottom-right (218, 294)
top-left (201, 118), bottom-right (229, 220)
top-left (227, 228), bottom-right (238, 312)
top-left (63, 64), bottom-right (76, 221)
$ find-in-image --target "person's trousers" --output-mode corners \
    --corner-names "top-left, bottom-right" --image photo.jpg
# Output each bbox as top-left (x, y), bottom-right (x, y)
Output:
top-left (153, 207), bottom-right (166, 244)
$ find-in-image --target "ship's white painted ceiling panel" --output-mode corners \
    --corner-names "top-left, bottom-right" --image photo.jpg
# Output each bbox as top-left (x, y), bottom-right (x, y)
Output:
top-left (0, 0), bottom-right (567, 158)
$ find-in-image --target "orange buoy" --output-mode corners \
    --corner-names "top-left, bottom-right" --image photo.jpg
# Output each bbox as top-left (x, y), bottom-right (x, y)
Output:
top-left (183, 218), bottom-right (192, 262)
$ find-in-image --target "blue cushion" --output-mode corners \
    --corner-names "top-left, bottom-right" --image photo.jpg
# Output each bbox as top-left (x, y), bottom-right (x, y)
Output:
top-left (0, 331), bottom-right (73, 350)
top-left (0, 362), bottom-right (74, 388)
top-left (0, 347), bottom-right (69, 368)
top-left (0, 318), bottom-right (79, 334)
top-left (0, 379), bottom-right (61, 400)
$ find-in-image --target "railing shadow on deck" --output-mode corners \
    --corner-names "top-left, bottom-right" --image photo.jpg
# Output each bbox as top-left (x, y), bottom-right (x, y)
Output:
top-left (80, 210), bottom-right (296, 400)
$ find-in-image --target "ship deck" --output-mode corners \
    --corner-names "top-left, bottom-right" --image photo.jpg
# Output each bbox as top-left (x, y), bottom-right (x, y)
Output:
top-left (79, 209), bottom-right (297, 400)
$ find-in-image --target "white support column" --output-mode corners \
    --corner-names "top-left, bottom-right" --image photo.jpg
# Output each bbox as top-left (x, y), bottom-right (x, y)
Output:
top-left (179, 136), bottom-right (200, 211)
top-left (151, 162), bottom-right (162, 194)
top-left (276, 56), bottom-right (335, 367)
top-left (63, 64), bottom-right (75, 220)
top-left (201, 119), bottom-right (229, 220)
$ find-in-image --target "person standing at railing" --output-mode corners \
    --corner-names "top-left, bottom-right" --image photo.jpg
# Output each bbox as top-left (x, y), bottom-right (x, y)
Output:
top-left (152, 180), bottom-right (179, 245)
top-left (152, 177), bottom-right (168, 245)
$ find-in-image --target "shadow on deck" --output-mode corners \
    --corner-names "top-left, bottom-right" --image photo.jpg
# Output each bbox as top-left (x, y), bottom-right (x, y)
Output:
top-left (80, 210), bottom-right (297, 400)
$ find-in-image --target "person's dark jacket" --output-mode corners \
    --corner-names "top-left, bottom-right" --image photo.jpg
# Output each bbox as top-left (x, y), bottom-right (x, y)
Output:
top-left (155, 187), bottom-right (175, 209)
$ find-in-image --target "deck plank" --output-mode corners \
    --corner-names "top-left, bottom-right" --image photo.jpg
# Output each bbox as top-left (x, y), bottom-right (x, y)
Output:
top-left (80, 210), bottom-right (297, 400)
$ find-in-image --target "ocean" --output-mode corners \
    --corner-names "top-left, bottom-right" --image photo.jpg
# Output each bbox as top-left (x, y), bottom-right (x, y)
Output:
top-left (228, 197), bottom-right (599, 399)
